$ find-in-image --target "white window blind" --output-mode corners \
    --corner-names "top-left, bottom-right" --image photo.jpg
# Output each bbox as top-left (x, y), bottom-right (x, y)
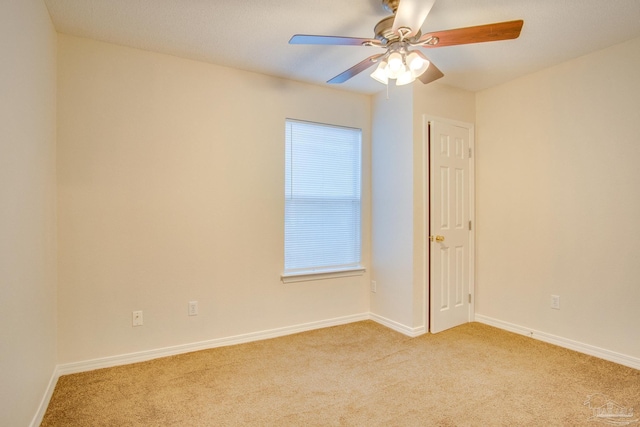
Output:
top-left (284, 119), bottom-right (362, 275)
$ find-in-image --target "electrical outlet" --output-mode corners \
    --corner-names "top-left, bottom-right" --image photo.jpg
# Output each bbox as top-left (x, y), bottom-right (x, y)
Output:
top-left (551, 295), bottom-right (560, 310)
top-left (132, 310), bottom-right (143, 326)
top-left (188, 301), bottom-right (198, 316)
top-left (371, 280), bottom-right (377, 293)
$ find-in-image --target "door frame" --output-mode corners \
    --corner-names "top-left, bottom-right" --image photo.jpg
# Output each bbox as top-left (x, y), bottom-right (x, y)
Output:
top-left (422, 115), bottom-right (476, 332)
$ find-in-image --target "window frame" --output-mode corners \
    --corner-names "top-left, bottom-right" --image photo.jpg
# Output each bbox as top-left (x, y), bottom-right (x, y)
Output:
top-left (281, 119), bottom-right (366, 283)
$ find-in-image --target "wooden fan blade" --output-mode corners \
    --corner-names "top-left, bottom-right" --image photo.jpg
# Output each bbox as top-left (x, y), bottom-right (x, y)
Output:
top-left (418, 61), bottom-right (444, 84)
top-left (393, 0), bottom-right (436, 38)
top-left (289, 34), bottom-right (378, 46)
top-left (327, 54), bottom-right (385, 84)
top-left (418, 20), bottom-right (524, 47)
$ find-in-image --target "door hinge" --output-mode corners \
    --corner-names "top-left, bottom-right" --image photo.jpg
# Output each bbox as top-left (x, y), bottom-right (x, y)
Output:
top-left (468, 294), bottom-right (472, 304)
top-left (468, 148), bottom-right (472, 158)
top-left (468, 220), bottom-right (472, 231)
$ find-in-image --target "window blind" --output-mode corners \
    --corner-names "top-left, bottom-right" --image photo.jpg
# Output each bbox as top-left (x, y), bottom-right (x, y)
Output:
top-left (284, 119), bottom-right (362, 274)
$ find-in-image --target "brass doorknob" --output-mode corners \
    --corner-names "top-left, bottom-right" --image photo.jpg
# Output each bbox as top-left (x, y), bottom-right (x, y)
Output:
top-left (429, 235), bottom-right (445, 242)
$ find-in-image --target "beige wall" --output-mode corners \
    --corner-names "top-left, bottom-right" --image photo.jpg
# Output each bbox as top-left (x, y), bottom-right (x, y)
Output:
top-left (371, 82), bottom-right (475, 331)
top-left (476, 36), bottom-right (640, 358)
top-left (57, 35), bottom-right (371, 363)
top-left (371, 85), bottom-right (415, 328)
top-left (0, 0), bottom-right (58, 425)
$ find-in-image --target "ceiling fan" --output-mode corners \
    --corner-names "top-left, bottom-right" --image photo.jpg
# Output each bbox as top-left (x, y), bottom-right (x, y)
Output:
top-left (289, 0), bottom-right (523, 86)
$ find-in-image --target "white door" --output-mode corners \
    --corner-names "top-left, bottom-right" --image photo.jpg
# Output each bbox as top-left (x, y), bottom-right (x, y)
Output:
top-left (429, 119), bottom-right (473, 333)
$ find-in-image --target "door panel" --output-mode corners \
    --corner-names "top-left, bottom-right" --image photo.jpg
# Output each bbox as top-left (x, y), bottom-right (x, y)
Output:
top-left (430, 120), bottom-right (472, 333)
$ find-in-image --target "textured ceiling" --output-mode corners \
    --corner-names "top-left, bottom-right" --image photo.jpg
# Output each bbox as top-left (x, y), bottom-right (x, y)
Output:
top-left (44, 0), bottom-right (640, 94)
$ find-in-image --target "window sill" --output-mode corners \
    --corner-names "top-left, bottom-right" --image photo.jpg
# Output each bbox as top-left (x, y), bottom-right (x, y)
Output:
top-left (281, 266), bottom-right (366, 284)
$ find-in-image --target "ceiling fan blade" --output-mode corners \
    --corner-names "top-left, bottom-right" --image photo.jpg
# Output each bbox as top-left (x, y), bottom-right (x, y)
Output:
top-left (289, 34), bottom-right (378, 46)
top-left (417, 20), bottom-right (524, 47)
top-left (327, 54), bottom-right (385, 84)
top-left (392, 0), bottom-right (436, 38)
top-left (418, 61), bottom-right (444, 84)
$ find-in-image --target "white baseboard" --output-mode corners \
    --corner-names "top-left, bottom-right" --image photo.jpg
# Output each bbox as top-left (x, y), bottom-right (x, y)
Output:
top-left (35, 313), bottom-right (638, 426)
top-left (475, 314), bottom-right (640, 370)
top-left (31, 313), bottom-right (370, 426)
top-left (369, 313), bottom-right (426, 337)
top-left (32, 311), bottom-right (424, 425)
top-left (29, 367), bottom-right (59, 427)
top-left (56, 313), bottom-right (370, 376)
top-left (55, 312), bottom-right (425, 377)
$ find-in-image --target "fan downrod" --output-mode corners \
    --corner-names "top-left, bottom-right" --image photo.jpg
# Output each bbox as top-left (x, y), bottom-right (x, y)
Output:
top-left (382, 0), bottom-right (401, 14)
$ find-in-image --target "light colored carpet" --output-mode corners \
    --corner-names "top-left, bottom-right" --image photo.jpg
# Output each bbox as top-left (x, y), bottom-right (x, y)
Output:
top-left (42, 321), bottom-right (640, 426)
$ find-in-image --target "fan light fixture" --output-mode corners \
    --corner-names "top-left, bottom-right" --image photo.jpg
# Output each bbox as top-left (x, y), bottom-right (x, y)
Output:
top-left (370, 43), bottom-right (430, 86)
top-left (289, 0), bottom-right (524, 88)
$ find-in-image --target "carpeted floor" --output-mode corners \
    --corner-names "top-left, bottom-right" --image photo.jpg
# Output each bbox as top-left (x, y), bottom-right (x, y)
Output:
top-left (41, 321), bottom-right (640, 426)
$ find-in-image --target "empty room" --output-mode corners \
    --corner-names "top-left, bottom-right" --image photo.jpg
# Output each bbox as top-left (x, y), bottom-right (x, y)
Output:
top-left (2, 0), bottom-right (639, 425)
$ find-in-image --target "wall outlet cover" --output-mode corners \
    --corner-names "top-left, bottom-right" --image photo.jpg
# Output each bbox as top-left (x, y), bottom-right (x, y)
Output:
top-left (132, 310), bottom-right (143, 326)
top-left (188, 301), bottom-right (198, 316)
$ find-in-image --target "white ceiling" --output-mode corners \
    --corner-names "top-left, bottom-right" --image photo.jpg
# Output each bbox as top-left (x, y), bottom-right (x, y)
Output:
top-left (44, 0), bottom-right (640, 94)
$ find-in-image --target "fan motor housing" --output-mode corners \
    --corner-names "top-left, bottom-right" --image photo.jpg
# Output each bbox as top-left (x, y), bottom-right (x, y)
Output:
top-left (374, 15), bottom-right (421, 44)
top-left (374, 16), bottom-right (396, 43)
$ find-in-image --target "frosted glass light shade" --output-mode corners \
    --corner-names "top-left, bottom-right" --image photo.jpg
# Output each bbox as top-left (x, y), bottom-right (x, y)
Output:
top-left (406, 51), bottom-right (430, 78)
top-left (386, 52), bottom-right (404, 79)
top-left (370, 60), bottom-right (389, 84)
top-left (396, 69), bottom-right (416, 86)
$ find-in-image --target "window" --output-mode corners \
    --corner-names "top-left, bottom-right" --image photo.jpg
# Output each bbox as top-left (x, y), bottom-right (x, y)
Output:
top-left (283, 119), bottom-right (364, 282)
